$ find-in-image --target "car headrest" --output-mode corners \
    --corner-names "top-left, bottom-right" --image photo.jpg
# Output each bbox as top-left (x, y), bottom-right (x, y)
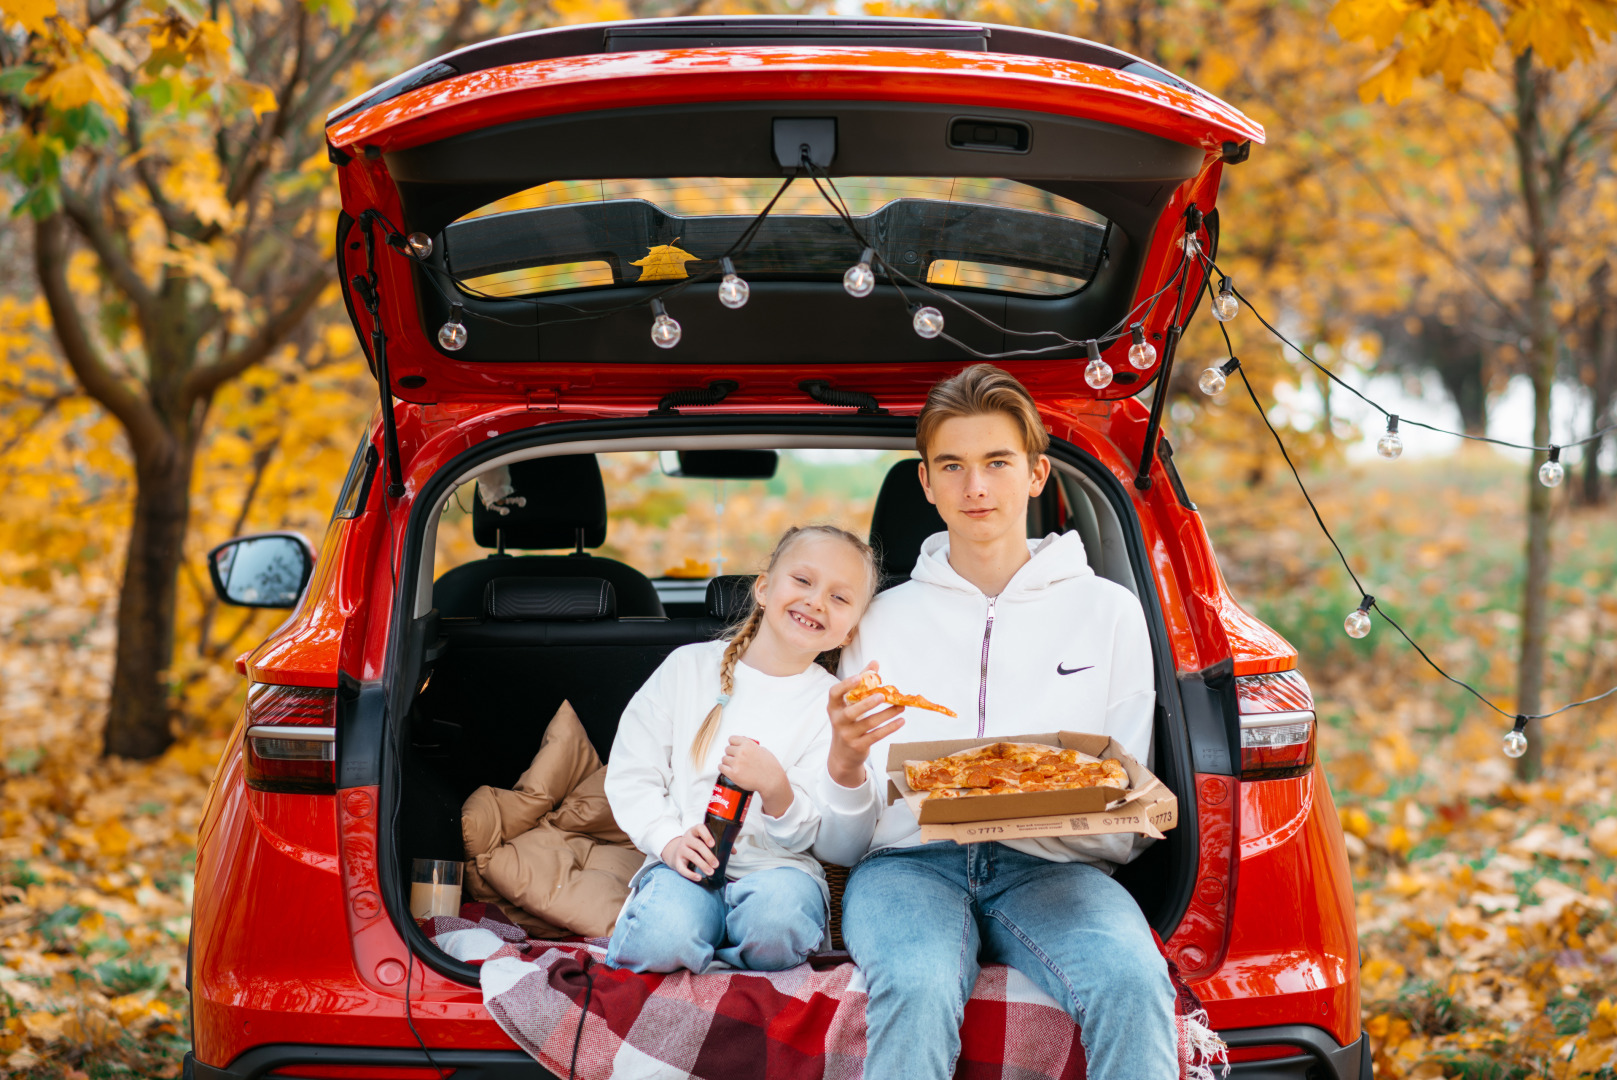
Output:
top-left (705, 575), bottom-right (757, 620)
top-left (868, 458), bottom-right (946, 586)
top-left (472, 455), bottom-right (607, 551)
top-left (484, 577), bottom-right (617, 621)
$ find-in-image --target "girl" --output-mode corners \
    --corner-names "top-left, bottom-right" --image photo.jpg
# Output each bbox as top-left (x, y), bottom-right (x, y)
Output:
top-left (604, 525), bottom-right (879, 973)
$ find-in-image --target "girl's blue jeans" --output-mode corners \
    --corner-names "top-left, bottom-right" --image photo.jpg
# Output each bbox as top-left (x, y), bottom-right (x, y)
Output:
top-left (842, 841), bottom-right (1179, 1080)
top-left (605, 863), bottom-right (827, 973)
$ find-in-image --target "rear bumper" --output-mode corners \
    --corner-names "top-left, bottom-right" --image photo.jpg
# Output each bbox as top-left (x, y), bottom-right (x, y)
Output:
top-left (1225, 1027), bottom-right (1369, 1080)
top-left (187, 1030), bottom-right (1366, 1080)
top-left (184, 1046), bottom-right (555, 1080)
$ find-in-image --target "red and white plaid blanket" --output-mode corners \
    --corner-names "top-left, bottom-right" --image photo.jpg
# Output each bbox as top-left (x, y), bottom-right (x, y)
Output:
top-left (426, 903), bottom-right (1227, 1080)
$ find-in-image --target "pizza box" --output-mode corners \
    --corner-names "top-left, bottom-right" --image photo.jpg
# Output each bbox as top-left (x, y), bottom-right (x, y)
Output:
top-left (884, 731), bottom-right (1178, 843)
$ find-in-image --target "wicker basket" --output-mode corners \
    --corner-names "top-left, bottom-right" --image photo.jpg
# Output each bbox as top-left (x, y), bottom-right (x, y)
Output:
top-left (820, 861), bottom-right (850, 950)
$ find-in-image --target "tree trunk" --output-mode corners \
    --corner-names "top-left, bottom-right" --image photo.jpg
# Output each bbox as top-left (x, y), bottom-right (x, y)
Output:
top-left (1583, 272), bottom-right (1616, 505)
top-left (103, 435), bottom-right (196, 758)
top-left (1512, 52), bottom-right (1553, 780)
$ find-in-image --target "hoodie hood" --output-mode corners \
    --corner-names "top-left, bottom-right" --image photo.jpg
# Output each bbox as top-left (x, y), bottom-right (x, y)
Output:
top-left (908, 530), bottom-right (1096, 599)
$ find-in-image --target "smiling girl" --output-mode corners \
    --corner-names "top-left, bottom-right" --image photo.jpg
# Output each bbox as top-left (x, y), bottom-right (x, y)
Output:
top-left (603, 525), bottom-right (882, 973)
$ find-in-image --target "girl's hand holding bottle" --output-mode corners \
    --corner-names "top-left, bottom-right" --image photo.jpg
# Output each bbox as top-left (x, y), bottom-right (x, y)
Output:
top-left (661, 825), bottom-right (720, 882)
top-left (719, 736), bottom-right (793, 817)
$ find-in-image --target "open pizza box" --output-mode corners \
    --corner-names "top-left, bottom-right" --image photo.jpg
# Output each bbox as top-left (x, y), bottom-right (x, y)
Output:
top-left (885, 731), bottom-right (1179, 844)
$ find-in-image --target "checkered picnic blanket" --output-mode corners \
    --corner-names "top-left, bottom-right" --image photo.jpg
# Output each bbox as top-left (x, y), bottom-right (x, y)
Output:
top-left (425, 903), bottom-right (1227, 1080)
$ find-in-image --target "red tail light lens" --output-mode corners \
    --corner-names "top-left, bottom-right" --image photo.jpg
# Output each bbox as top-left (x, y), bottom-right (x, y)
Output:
top-left (1235, 670), bottom-right (1316, 780)
top-left (245, 682), bottom-right (336, 794)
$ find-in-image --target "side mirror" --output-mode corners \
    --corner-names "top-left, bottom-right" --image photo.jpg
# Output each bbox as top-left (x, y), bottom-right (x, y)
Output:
top-left (207, 533), bottom-right (316, 608)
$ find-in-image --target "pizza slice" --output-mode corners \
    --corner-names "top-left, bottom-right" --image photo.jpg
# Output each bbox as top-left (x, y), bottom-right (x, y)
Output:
top-left (844, 669), bottom-right (957, 717)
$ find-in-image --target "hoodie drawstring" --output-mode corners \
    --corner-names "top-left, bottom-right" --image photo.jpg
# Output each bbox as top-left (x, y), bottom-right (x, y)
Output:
top-left (978, 595), bottom-right (997, 738)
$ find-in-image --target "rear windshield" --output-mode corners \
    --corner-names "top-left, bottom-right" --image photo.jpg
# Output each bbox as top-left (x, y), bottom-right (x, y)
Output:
top-left (443, 177), bottom-right (1108, 300)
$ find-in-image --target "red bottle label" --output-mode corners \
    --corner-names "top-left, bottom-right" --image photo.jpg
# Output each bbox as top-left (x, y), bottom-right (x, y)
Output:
top-left (707, 784), bottom-right (746, 822)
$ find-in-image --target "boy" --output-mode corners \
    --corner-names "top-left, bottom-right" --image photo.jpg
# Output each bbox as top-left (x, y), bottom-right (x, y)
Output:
top-left (812, 364), bottom-right (1177, 1080)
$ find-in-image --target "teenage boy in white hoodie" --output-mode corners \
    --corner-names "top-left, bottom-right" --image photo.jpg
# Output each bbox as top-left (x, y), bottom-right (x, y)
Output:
top-left (811, 364), bottom-right (1177, 1080)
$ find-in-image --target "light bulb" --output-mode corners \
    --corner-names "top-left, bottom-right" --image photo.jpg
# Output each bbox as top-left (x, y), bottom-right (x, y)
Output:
top-left (1538, 447), bottom-right (1563, 487)
top-left (406, 232), bottom-right (433, 259)
top-left (1377, 415), bottom-right (1403, 460)
top-left (1344, 595), bottom-right (1374, 639)
top-left (913, 306), bottom-right (944, 339)
top-left (650, 300), bottom-right (681, 349)
top-left (1502, 729), bottom-right (1528, 759)
top-left (718, 257), bottom-right (749, 309)
top-left (1083, 339), bottom-right (1112, 389)
top-left (1211, 277), bottom-right (1239, 322)
top-left (437, 303), bottom-right (466, 351)
top-left (1128, 323), bottom-right (1157, 369)
top-left (844, 248), bottom-right (876, 298)
top-left (1198, 365), bottom-right (1227, 396)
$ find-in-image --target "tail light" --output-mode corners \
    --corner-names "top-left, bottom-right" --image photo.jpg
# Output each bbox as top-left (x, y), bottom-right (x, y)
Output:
top-left (245, 682), bottom-right (336, 794)
top-left (1235, 670), bottom-right (1315, 780)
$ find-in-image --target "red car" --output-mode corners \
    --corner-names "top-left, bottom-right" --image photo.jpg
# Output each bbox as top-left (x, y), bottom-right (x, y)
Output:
top-left (186, 16), bottom-right (1364, 1080)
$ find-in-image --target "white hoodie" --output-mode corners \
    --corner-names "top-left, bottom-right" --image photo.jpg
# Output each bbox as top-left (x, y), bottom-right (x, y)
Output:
top-left (811, 530), bottom-right (1156, 869)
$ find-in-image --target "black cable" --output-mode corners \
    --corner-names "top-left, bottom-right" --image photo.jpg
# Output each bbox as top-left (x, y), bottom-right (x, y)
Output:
top-left (385, 176), bottom-right (799, 331)
top-left (568, 962), bottom-right (596, 1080)
top-left (1206, 254), bottom-right (1617, 453)
top-left (1229, 354), bottom-right (1617, 723)
top-left (404, 949), bottom-right (447, 1079)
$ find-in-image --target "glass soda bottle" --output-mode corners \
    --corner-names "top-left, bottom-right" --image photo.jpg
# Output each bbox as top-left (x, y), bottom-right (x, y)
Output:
top-left (698, 773), bottom-right (753, 889)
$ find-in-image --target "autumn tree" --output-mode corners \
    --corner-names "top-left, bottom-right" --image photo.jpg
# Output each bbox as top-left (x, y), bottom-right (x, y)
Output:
top-left (1327, 0), bottom-right (1617, 777)
top-left (0, 0), bottom-right (482, 758)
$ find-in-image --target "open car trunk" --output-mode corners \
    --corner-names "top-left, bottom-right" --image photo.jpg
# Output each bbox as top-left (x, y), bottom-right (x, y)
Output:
top-left (378, 419), bottom-right (1200, 983)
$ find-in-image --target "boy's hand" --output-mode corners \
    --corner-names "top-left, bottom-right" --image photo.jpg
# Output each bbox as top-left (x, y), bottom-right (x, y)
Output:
top-left (720, 737), bottom-right (793, 818)
top-left (827, 661), bottom-right (905, 790)
top-left (661, 825), bottom-right (718, 882)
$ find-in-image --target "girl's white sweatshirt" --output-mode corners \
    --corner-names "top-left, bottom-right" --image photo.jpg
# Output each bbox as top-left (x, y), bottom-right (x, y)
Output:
top-left (606, 639), bottom-right (837, 897)
top-left (811, 530), bottom-right (1156, 870)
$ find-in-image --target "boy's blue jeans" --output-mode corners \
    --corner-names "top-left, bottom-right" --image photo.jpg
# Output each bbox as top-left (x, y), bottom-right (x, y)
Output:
top-left (842, 841), bottom-right (1178, 1080)
top-left (605, 863), bottom-right (826, 973)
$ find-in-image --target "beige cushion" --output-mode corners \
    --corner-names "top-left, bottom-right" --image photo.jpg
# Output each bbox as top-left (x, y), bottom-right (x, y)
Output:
top-left (460, 700), bottom-right (639, 938)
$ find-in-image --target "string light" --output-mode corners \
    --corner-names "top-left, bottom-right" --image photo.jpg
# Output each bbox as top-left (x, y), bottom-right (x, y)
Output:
top-left (1128, 322), bottom-right (1158, 369)
top-left (1377, 415), bottom-right (1403, 460)
top-left (1502, 715), bottom-right (1529, 759)
top-left (718, 257), bottom-right (749, 310)
top-left (406, 232), bottom-right (433, 259)
top-left (649, 299), bottom-right (681, 349)
top-left (1222, 339), bottom-right (1617, 760)
top-left (1344, 595), bottom-right (1373, 639)
top-left (436, 302), bottom-right (466, 351)
top-left (1538, 446), bottom-right (1564, 488)
top-left (1199, 357), bottom-right (1240, 396)
top-left (844, 248), bottom-right (876, 298)
top-left (1211, 276), bottom-right (1239, 322)
top-left (1084, 339), bottom-right (1113, 389)
top-left (912, 305), bottom-right (944, 339)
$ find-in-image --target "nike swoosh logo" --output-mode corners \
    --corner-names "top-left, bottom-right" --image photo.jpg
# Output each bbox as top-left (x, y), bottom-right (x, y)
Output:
top-left (1056, 663), bottom-right (1093, 676)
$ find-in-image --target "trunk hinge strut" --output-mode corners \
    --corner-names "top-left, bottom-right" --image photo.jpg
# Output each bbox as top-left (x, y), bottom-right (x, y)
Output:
top-left (1133, 205), bottom-right (1216, 492)
top-left (352, 209), bottom-right (407, 499)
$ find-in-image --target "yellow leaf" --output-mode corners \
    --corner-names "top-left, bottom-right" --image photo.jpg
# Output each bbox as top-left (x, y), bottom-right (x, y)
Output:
top-left (630, 241), bottom-right (700, 282)
top-left (93, 817), bottom-right (133, 857)
top-left (192, 18), bottom-right (233, 75)
top-left (1330, 0), bottom-right (1411, 50)
top-left (0, 0), bottom-right (55, 35)
top-left (27, 60), bottom-right (130, 126)
top-left (86, 25), bottom-right (135, 70)
top-left (240, 80), bottom-right (277, 119)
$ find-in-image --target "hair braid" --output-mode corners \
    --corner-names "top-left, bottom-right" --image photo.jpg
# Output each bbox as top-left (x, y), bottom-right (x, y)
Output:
top-left (690, 604), bottom-right (764, 764)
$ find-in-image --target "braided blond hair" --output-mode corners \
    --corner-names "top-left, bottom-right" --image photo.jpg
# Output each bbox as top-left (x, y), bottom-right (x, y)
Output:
top-left (689, 525), bottom-right (878, 764)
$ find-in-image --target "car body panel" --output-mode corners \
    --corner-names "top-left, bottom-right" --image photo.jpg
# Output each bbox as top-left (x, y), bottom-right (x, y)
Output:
top-left (327, 47), bottom-right (1264, 156)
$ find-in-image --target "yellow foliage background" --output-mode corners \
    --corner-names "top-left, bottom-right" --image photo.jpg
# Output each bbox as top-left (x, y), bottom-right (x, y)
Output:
top-left (2, 0), bottom-right (1617, 1076)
